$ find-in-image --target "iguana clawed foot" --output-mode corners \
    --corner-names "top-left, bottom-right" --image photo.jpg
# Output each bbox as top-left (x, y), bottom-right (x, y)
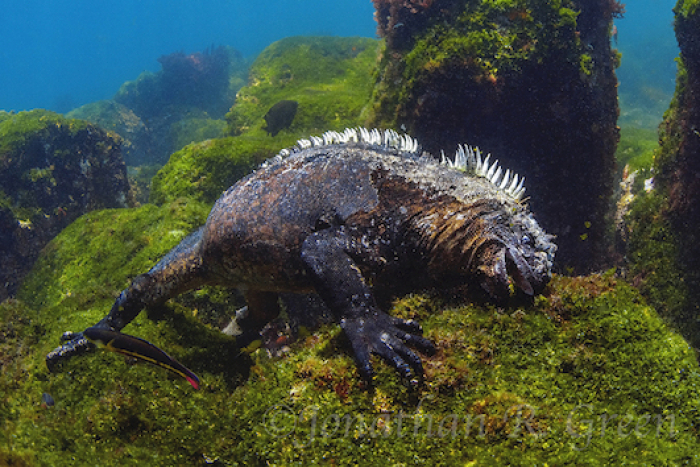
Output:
top-left (341, 312), bottom-right (435, 383)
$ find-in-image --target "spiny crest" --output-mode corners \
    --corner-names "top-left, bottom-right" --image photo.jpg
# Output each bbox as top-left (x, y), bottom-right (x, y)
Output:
top-left (271, 127), bottom-right (525, 200)
top-left (441, 145), bottom-right (526, 200)
top-left (279, 127), bottom-right (420, 157)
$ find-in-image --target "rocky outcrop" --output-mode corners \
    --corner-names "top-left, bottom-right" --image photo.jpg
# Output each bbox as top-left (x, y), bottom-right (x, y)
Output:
top-left (626, 0), bottom-right (700, 345)
top-left (69, 46), bottom-right (247, 166)
top-left (0, 110), bottom-right (132, 299)
top-left (369, 0), bottom-right (622, 273)
top-left (658, 1), bottom-right (700, 226)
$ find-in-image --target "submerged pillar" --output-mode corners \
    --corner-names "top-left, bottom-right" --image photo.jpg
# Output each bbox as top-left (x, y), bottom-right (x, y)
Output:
top-left (369, 0), bottom-right (622, 272)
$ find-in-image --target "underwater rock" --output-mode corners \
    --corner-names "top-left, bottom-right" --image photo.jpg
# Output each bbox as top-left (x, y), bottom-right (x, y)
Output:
top-left (116, 45), bottom-right (246, 121)
top-left (70, 45), bottom-right (250, 166)
top-left (368, 0), bottom-right (623, 273)
top-left (149, 136), bottom-right (295, 206)
top-left (263, 100), bottom-right (298, 136)
top-left (0, 110), bottom-right (132, 300)
top-left (226, 36), bottom-right (379, 138)
top-left (625, 0), bottom-right (700, 346)
top-left (658, 1), bottom-right (700, 233)
top-left (67, 100), bottom-right (151, 166)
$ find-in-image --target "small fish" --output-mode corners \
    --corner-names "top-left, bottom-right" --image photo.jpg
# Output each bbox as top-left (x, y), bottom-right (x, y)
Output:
top-left (83, 327), bottom-right (200, 389)
top-left (263, 100), bottom-right (298, 136)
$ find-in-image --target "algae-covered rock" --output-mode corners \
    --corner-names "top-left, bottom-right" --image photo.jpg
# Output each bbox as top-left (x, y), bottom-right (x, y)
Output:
top-left (152, 36), bottom-right (382, 208)
top-left (623, 0), bottom-right (700, 347)
top-left (149, 135), bottom-right (297, 206)
top-left (67, 100), bottom-right (151, 166)
top-left (226, 36), bottom-right (380, 138)
top-left (369, 0), bottom-right (622, 274)
top-left (2, 198), bottom-right (700, 465)
top-left (168, 115), bottom-right (228, 155)
top-left (117, 46), bottom-right (247, 122)
top-left (70, 46), bottom-right (248, 166)
top-left (0, 109), bottom-right (132, 300)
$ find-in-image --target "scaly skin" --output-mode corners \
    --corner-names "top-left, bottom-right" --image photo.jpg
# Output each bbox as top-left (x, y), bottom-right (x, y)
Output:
top-left (47, 130), bottom-right (556, 382)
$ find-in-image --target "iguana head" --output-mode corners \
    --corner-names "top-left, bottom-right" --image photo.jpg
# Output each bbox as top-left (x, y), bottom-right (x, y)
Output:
top-left (475, 207), bottom-right (556, 301)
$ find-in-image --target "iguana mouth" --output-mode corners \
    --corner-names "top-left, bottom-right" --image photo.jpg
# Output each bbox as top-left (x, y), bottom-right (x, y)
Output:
top-left (477, 241), bottom-right (548, 302)
top-left (506, 246), bottom-right (536, 296)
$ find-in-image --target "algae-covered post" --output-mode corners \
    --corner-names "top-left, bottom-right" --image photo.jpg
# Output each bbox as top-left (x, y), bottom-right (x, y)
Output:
top-left (369, 0), bottom-right (623, 273)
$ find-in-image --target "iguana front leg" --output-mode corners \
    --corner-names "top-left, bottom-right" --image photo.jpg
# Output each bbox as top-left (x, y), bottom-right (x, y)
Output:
top-left (300, 226), bottom-right (435, 381)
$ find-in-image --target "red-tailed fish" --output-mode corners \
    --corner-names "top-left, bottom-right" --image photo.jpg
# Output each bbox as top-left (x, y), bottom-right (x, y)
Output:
top-left (84, 327), bottom-right (199, 389)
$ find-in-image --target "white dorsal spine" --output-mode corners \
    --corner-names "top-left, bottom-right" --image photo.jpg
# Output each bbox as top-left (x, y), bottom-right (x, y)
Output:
top-left (442, 144), bottom-right (525, 200)
top-left (275, 127), bottom-right (525, 200)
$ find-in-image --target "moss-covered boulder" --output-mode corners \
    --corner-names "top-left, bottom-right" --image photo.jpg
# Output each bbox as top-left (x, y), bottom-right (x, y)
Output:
top-left (66, 100), bottom-right (151, 166)
top-left (369, 0), bottom-right (622, 273)
top-left (226, 36), bottom-right (380, 138)
top-left (149, 135), bottom-right (297, 206)
top-left (2, 203), bottom-right (700, 466)
top-left (0, 109), bottom-right (132, 300)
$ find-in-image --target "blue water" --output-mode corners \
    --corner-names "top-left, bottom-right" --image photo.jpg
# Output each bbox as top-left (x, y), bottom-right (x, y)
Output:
top-left (615, 0), bottom-right (679, 127)
top-left (0, 0), bottom-right (376, 113)
top-left (0, 0), bottom-right (680, 124)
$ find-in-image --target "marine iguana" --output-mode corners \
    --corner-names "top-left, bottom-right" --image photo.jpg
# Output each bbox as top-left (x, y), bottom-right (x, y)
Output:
top-left (46, 128), bottom-right (556, 383)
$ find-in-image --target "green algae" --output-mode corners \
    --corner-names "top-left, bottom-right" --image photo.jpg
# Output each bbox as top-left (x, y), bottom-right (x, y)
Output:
top-left (226, 36), bottom-right (380, 138)
top-left (0, 109), bottom-right (90, 166)
top-left (66, 100), bottom-right (142, 135)
top-left (19, 201), bottom-right (208, 310)
top-left (369, 0), bottom-right (589, 130)
top-left (625, 193), bottom-right (691, 339)
top-left (676, 0), bottom-right (700, 17)
top-left (127, 164), bottom-right (161, 205)
top-left (168, 116), bottom-right (227, 154)
top-left (149, 135), bottom-right (296, 206)
top-left (615, 126), bottom-right (657, 174)
top-left (404, 0), bottom-right (580, 80)
top-left (189, 275), bottom-right (700, 464)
